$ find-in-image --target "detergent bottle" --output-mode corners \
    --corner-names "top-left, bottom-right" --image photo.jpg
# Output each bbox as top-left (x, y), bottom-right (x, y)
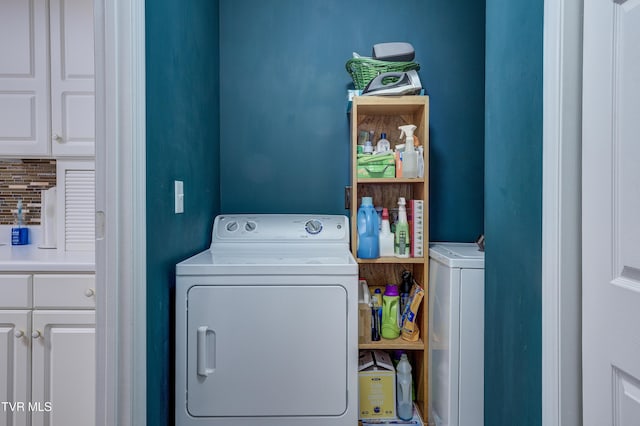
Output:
top-left (357, 197), bottom-right (379, 259)
top-left (378, 208), bottom-right (395, 257)
top-left (396, 353), bottom-right (413, 420)
top-left (381, 284), bottom-right (400, 339)
top-left (398, 124), bottom-right (418, 178)
top-left (394, 197), bottom-right (410, 258)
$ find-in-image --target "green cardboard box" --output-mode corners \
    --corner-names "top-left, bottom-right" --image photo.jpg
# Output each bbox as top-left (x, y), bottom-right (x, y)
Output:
top-left (357, 153), bottom-right (396, 178)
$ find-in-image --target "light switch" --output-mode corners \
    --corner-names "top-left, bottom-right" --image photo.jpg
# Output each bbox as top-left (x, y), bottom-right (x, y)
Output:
top-left (175, 180), bottom-right (184, 214)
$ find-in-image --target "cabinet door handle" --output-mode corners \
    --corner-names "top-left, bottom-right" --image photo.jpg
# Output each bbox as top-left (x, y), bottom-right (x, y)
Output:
top-left (32, 330), bottom-right (42, 339)
top-left (196, 326), bottom-right (215, 377)
top-left (85, 288), bottom-right (95, 297)
top-left (14, 330), bottom-right (24, 338)
top-left (52, 133), bottom-right (63, 142)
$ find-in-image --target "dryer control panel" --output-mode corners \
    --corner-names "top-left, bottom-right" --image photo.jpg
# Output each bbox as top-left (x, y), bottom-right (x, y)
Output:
top-left (212, 214), bottom-right (350, 245)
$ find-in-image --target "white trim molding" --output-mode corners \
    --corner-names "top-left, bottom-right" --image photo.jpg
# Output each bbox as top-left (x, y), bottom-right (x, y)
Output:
top-left (542, 0), bottom-right (583, 425)
top-left (94, 0), bottom-right (146, 425)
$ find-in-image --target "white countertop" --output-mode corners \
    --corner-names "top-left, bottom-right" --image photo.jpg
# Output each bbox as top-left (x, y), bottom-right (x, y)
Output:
top-left (0, 226), bottom-right (95, 272)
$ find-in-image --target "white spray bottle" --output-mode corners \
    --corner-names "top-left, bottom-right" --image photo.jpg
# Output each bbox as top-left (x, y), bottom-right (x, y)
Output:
top-left (398, 124), bottom-right (418, 178)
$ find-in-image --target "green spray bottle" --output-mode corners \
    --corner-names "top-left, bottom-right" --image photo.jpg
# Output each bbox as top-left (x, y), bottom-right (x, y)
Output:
top-left (394, 197), bottom-right (410, 258)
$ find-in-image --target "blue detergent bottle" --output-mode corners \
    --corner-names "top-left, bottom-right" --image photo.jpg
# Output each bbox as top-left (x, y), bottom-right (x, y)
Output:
top-left (357, 197), bottom-right (379, 259)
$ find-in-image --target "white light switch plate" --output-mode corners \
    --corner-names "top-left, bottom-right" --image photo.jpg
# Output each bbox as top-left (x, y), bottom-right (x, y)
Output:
top-left (175, 180), bottom-right (184, 214)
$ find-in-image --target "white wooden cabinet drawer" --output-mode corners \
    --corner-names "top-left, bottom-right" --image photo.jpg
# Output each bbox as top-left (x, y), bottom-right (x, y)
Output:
top-left (33, 274), bottom-right (95, 309)
top-left (0, 275), bottom-right (32, 308)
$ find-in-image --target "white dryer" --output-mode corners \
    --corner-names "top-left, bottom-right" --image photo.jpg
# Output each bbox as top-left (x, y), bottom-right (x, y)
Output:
top-left (428, 242), bottom-right (485, 426)
top-left (175, 214), bottom-right (358, 426)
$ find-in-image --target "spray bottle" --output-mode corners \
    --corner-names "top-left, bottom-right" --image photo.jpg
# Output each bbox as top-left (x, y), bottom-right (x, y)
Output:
top-left (394, 197), bottom-right (410, 258)
top-left (398, 124), bottom-right (418, 178)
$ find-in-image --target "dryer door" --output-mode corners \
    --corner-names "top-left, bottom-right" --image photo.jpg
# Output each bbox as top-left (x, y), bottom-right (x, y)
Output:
top-left (186, 284), bottom-right (348, 417)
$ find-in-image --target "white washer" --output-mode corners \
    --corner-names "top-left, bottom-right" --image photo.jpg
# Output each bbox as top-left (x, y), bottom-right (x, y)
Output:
top-left (175, 214), bottom-right (358, 426)
top-left (428, 243), bottom-right (485, 426)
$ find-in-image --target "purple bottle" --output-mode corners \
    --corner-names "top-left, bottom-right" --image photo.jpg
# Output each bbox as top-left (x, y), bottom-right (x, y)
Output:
top-left (381, 284), bottom-right (400, 339)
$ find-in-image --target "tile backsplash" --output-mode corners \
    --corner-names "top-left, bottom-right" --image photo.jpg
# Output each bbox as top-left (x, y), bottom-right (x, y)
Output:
top-left (0, 159), bottom-right (57, 225)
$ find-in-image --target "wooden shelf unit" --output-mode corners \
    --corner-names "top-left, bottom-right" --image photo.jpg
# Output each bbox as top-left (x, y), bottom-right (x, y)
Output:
top-left (358, 336), bottom-right (425, 351)
top-left (349, 95), bottom-right (430, 419)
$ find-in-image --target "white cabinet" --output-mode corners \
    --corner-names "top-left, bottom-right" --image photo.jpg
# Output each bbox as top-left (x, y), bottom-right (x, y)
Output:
top-left (50, 0), bottom-right (95, 157)
top-left (0, 275), bottom-right (32, 426)
top-left (0, 274), bottom-right (95, 426)
top-left (56, 160), bottom-right (96, 252)
top-left (31, 310), bottom-right (95, 426)
top-left (0, 310), bottom-right (31, 426)
top-left (0, 0), bottom-right (95, 158)
top-left (0, 0), bottom-right (49, 156)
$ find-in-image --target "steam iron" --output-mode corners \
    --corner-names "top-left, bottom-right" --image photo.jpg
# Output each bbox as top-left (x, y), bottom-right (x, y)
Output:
top-left (361, 70), bottom-right (422, 96)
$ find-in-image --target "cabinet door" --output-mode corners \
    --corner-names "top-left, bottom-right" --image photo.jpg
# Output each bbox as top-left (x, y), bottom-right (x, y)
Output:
top-left (31, 311), bottom-right (95, 426)
top-left (0, 310), bottom-right (30, 426)
top-left (33, 274), bottom-right (95, 309)
top-left (50, 0), bottom-right (95, 157)
top-left (0, 0), bottom-right (49, 156)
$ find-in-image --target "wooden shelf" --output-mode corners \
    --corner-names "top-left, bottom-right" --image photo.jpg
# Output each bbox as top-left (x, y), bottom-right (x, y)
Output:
top-left (357, 256), bottom-right (425, 264)
top-left (350, 95), bottom-right (430, 420)
top-left (359, 336), bottom-right (424, 350)
top-left (357, 178), bottom-right (425, 184)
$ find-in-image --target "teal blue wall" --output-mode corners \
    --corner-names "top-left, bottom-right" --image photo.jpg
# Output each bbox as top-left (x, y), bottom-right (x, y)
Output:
top-left (145, 1), bottom-right (486, 424)
top-left (484, 0), bottom-right (543, 424)
top-left (146, 1), bottom-right (220, 425)
top-left (219, 0), bottom-right (485, 242)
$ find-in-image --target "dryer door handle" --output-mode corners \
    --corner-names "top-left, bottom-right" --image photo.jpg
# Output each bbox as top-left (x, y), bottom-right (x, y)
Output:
top-left (197, 326), bottom-right (215, 377)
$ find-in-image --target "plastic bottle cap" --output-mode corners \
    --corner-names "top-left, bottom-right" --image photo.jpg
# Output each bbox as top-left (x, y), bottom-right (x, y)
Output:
top-left (381, 132), bottom-right (386, 138)
top-left (384, 284), bottom-right (399, 296)
top-left (382, 208), bottom-right (389, 220)
top-left (398, 197), bottom-right (406, 206)
top-left (361, 197), bottom-right (373, 206)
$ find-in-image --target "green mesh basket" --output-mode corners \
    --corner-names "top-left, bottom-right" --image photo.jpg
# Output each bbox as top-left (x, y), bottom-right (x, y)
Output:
top-left (345, 57), bottom-right (420, 90)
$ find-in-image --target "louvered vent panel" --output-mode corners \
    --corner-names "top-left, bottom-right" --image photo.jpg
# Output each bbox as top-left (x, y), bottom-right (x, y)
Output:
top-left (64, 169), bottom-right (95, 251)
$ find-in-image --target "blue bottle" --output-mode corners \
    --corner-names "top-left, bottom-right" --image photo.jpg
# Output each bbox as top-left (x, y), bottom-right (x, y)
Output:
top-left (357, 197), bottom-right (379, 259)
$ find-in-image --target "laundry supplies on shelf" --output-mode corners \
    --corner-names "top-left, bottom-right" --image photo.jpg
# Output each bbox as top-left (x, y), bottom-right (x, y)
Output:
top-left (399, 270), bottom-right (412, 318)
top-left (379, 208), bottom-right (395, 257)
top-left (394, 197), bottom-right (410, 258)
top-left (396, 354), bottom-right (414, 420)
top-left (376, 132), bottom-right (391, 153)
top-left (398, 125), bottom-right (418, 178)
top-left (350, 96), bottom-right (429, 422)
top-left (357, 197), bottom-right (380, 259)
top-left (401, 282), bottom-right (425, 342)
top-left (357, 152), bottom-right (396, 179)
top-left (371, 288), bottom-right (382, 342)
top-left (382, 284), bottom-right (401, 339)
top-left (358, 350), bottom-right (397, 420)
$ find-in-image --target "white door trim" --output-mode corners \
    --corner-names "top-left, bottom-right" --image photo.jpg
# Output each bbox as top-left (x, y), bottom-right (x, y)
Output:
top-left (94, 0), bottom-right (146, 425)
top-left (542, 0), bottom-right (582, 425)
